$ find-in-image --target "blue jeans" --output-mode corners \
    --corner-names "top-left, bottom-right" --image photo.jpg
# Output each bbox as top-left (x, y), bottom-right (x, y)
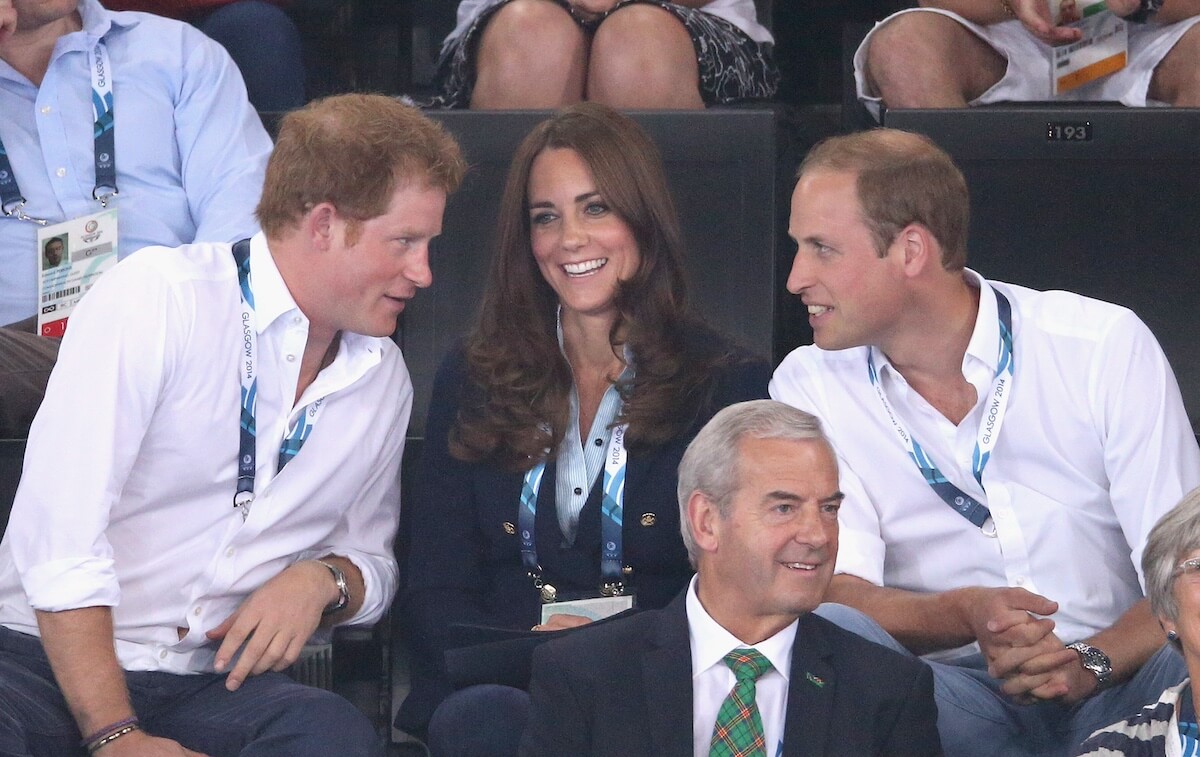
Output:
top-left (0, 626), bottom-right (383, 757)
top-left (814, 603), bottom-right (1187, 757)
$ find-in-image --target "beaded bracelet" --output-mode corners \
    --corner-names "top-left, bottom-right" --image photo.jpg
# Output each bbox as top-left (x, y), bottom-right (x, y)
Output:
top-left (82, 716), bottom-right (141, 754)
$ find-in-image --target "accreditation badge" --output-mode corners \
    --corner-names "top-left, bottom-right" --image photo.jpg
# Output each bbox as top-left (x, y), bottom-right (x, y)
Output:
top-left (540, 594), bottom-right (635, 625)
top-left (36, 207), bottom-right (119, 337)
top-left (1051, 4), bottom-right (1128, 95)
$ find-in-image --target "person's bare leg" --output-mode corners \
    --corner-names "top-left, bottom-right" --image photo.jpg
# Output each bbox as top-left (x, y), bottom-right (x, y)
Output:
top-left (470, 0), bottom-right (586, 109)
top-left (587, 3), bottom-right (703, 109)
top-left (1148, 23), bottom-right (1200, 106)
top-left (865, 12), bottom-right (1007, 108)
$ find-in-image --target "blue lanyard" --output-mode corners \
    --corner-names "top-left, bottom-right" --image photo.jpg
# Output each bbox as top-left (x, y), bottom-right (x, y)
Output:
top-left (867, 290), bottom-right (1014, 531)
top-left (519, 423), bottom-right (628, 601)
top-left (0, 41), bottom-right (117, 224)
top-left (231, 239), bottom-right (326, 519)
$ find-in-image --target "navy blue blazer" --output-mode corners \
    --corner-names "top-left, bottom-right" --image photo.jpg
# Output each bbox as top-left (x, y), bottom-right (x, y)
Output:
top-left (397, 331), bottom-right (770, 734)
top-left (521, 591), bottom-right (943, 757)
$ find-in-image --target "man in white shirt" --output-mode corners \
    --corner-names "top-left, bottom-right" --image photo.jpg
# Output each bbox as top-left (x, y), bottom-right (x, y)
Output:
top-left (520, 399), bottom-right (941, 756)
top-left (770, 127), bottom-right (1200, 756)
top-left (0, 94), bottom-right (464, 757)
top-left (853, 0), bottom-right (1200, 121)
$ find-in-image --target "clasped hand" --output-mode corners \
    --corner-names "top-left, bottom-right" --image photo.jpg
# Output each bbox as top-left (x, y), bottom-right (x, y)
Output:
top-left (968, 587), bottom-right (1096, 705)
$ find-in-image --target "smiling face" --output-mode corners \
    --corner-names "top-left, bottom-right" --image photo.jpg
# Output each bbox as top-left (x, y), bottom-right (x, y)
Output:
top-left (526, 147), bottom-right (641, 325)
top-left (786, 169), bottom-right (907, 352)
top-left (313, 180), bottom-right (446, 339)
top-left (694, 436), bottom-right (842, 641)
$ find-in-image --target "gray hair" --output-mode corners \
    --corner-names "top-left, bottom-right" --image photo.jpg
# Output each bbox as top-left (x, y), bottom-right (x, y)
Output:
top-left (677, 400), bottom-right (830, 566)
top-left (1142, 485), bottom-right (1200, 652)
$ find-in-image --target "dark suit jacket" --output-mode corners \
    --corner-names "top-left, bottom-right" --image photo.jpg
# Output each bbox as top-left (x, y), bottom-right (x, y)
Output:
top-left (520, 592), bottom-right (943, 757)
top-left (397, 328), bottom-right (771, 733)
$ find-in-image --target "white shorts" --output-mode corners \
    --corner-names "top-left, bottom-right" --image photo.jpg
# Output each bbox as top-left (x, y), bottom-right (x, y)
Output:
top-left (854, 7), bottom-right (1200, 121)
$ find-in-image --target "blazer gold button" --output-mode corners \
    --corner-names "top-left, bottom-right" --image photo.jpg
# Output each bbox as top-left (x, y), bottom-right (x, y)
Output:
top-left (502, 521), bottom-right (516, 535)
top-left (640, 513), bottom-right (656, 527)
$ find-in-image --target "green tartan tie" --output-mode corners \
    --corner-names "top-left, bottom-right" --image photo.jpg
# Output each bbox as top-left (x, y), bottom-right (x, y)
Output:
top-left (708, 648), bottom-right (773, 757)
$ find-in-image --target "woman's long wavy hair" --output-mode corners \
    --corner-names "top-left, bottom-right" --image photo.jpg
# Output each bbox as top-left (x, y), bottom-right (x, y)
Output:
top-left (450, 103), bottom-right (736, 469)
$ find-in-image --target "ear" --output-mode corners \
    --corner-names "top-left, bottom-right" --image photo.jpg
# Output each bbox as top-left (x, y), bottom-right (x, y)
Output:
top-left (303, 202), bottom-right (339, 250)
top-left (687, 490), bottom-right (723, 555)
top-left (1159, 615), bottom-right (1178, 638)
top-left (890, 223), bottom-right (940, 277)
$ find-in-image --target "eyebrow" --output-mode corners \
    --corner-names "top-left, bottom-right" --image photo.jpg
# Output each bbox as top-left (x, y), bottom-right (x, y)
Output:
top-left (528, 191), bottom-right (601, 210)
top-left (762, 490), bottom-right (845, 504)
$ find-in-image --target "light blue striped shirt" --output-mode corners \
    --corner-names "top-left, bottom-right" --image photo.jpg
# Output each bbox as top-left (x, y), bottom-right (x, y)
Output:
top-left (553, 315), bottom-right (632, 543)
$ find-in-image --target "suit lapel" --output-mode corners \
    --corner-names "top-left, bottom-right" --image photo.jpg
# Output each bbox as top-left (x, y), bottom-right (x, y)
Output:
top-left (783, 614), bottom-right (835, 757)
top-left (642, 593), bottom-right (694, 757)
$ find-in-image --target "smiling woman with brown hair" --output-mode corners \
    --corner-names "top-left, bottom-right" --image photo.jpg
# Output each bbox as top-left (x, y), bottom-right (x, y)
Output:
top-left (398, 103), bottom-right (769, 755)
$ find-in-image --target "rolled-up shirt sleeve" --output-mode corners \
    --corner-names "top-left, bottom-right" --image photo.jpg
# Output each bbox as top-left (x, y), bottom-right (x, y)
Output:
top-left (10, 253), bottom-right (178, 611)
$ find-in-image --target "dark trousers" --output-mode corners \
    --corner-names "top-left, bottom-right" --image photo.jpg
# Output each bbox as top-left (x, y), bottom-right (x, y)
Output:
top-left (0, 626), bottom-right (384, 757)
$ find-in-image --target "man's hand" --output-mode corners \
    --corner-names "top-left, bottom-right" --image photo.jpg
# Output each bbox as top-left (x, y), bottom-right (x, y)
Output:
top-left (532, 614), bottom-right (592, 632)
top-left (96, 730), bottom-right (210, 756)
top-left (955, 586), bottom-right (1060, 663)
top-left (985, 626), bottom-right (1082, 702)
top-left (1007, 0), bottom-right (1083, 44)
top-left (0, 0), bottom-right (17, 45)
top-left (206, 561), bottom-right (336, 691)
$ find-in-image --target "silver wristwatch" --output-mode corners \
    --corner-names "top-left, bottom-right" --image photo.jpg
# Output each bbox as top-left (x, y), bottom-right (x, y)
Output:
top-left (315, 559), bottom-right (350, 616)
top-left (1067, 641), bottom-right (1113, 689)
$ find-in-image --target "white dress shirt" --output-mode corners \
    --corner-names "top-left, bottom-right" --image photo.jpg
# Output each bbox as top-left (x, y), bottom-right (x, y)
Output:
top-left (771, 271), bottom-right (1200, 653)
top-left (0, 233), bottom-right (409, 673)
top-left (687, 575), bottom-right (795, 757)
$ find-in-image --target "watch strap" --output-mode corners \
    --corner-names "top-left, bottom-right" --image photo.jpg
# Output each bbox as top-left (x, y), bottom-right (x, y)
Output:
top-left (315, 559), bottom-right (350, 616)
top-left (1067, 641), bottom-right (1113, 688)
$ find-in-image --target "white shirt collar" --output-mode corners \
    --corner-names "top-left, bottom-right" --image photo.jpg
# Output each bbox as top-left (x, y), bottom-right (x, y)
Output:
top-left (248, 232), bottom-right (300, 335)
top-left (249, 232), bottom-right (384, 384)
top-left (874, 267), bottom-right (1000, 384)
top-left (685, 574), bottom-right (797, 684)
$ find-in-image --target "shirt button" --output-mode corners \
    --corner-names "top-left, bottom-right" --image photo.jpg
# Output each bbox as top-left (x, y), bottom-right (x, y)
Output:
top-left (159, 649), bottom-right (168, 659)
top-left (193, 606), bottom-right (202, 616)
top-left (292, 316), bottom-right (302, 325)
top-left (225, 547), bottom-right (235, 557)
top-left (593, 438), bottom-right (603, 447)
top-left (40, 105), bottom-right (51, 114)
top-left (55, 167), bottom-right (66, 177)
top-left (286, 354), bottom-right (296, 362)
top-left (573, 487), bottom-right (583, 496)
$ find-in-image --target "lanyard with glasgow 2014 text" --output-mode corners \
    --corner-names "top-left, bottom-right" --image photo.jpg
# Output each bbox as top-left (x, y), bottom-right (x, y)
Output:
top-left (519, 423), bottom-right (628, 602)
top-left (0, 41), bottom-right (118, 224)
top-left (232, 239), bottom-right (327, 520)
top-left (867, 290), bottom-right (1014, 533)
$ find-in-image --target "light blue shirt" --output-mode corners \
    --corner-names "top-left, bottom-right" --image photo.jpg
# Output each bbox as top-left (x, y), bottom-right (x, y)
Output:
top-left (0, 0), bottom-right (273, 325)
top-left (553, 315), bottom-right (632, 544)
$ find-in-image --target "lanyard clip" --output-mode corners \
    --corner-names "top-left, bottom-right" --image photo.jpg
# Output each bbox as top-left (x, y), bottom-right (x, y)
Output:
top-left (233, 490), bottom-right (254, 521)
top-left (1, 199), bottom-right (49, 226)
top-left (93, 187), bottom-right (118, 208)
